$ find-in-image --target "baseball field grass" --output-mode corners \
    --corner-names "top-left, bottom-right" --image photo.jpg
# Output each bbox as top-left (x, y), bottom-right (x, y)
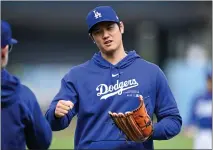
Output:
top-left (49, 119), bottom-right (193, 149)
top-left (50, 132), bottom-right (192, 149)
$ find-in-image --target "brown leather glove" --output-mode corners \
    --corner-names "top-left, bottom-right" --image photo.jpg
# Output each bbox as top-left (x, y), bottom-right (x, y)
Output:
top-left (108, 95), bottom-right (153, 142)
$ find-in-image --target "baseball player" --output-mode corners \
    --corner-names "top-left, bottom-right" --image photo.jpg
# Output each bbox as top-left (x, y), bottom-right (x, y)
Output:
top-left (1, 20), bottom-right (52, 150)
top-left (45, 6), bottom-right (182, 150)
top-left (184, 69), bottom-right (212, 149)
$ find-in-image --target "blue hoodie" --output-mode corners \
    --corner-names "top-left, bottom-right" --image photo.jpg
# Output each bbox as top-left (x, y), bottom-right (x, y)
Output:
top-left (1, 69), bottom-right (52, 150)
top-left (45, 51), bottom-right (182, 150)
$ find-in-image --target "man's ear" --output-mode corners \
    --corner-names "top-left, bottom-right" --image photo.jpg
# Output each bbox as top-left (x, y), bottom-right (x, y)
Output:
top-left (119, 21), bottom-right (124, 34)
top-left (1, 45), bottom-right (9, 58)
top-left (89, 33), bottom-right (96, 44)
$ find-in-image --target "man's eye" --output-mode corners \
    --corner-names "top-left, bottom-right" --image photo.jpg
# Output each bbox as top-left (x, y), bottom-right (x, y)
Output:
top-left (93, 29), bottom-right (100, 34)
top-left (108, 25), bottom-right (114, 29)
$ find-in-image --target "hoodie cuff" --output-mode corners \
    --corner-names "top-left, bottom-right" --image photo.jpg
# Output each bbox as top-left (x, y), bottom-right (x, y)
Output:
top-left (151, 123), bottom-right (166, 140)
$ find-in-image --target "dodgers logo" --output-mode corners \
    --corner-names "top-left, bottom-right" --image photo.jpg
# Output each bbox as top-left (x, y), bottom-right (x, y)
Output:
top-left (93, 10), bottom-right (102, 19)
top-left (96, 79), bottom-right (139, 100)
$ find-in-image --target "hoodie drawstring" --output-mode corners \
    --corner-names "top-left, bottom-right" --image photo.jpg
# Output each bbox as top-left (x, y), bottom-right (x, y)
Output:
top-left (115, 66), bottom-right (121, 79)
top-left (110, 65), bottom-right (114, 85)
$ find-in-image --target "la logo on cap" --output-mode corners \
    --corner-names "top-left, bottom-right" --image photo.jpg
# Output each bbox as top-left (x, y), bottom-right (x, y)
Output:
top-left (93, 10), bottom-right (102, 19)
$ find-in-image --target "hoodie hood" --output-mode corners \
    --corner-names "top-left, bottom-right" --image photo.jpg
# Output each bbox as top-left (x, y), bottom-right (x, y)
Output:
top-left (1, 69), bottom-right (21, 107)
top-left (92, 50), bottom-right (141, 84)
top-left (92, 50), bottom-right (141, 69)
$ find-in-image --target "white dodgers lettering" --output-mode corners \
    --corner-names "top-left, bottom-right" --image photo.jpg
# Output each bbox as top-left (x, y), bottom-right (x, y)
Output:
top-left (96, 79), bottom-right (139, 100)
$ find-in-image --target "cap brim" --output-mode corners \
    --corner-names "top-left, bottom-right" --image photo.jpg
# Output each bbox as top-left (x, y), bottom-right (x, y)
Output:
top-left (88, 19), bottom-right (119, 33)
top-left (10, 38), bottom-right (18, 45)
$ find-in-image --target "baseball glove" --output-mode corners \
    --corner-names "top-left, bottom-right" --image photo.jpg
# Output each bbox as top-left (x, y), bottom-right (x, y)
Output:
top-left (108, 95), bottom-right (153, 142)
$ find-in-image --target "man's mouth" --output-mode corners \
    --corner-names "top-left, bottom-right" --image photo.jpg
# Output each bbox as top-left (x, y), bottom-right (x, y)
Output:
top-left (104, 40), bottom-right (112, 45)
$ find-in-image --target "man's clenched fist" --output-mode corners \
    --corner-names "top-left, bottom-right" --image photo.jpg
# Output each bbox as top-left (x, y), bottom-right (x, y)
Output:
top-left (55, 100), bottom-right (74, 118)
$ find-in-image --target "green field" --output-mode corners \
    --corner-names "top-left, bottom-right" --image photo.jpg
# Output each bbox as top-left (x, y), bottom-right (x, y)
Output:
top-left (49, 119), bottom-right (193, 149)
top-left (50, 133), bottom-right (192, 149)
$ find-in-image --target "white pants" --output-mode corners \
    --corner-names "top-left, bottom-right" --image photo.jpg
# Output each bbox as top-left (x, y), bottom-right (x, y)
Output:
top-left (194, 129), bottom-right (212, 149)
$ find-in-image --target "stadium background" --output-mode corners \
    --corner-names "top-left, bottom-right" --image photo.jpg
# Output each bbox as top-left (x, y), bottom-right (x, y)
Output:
top-left (2, 1), bottom-right (212, 149)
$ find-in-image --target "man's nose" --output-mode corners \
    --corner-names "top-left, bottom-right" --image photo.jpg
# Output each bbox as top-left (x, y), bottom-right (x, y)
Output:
top-left (102, 30), bottom-right (109, 39)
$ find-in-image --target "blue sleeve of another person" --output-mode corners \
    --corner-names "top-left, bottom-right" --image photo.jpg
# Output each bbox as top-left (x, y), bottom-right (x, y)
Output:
top-left (187, 96), bottom-right (198, 126)
top-left (22, 85), bottom-right (52, 149)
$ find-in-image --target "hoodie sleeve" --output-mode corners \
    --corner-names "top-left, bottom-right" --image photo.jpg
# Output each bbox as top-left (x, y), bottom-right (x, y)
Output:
top-left (23, 86), bottom-right (52, 149)
top-left (152, 67), bottom-right (182, 140)
top-left (45, 73), bottom-right (78, 131)
top-left (187, 96), bottom-right (199, 126)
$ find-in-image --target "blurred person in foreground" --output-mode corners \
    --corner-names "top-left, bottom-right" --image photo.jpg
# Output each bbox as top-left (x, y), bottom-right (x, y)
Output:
top-left (184, 68), bottom-right (212, 149)
top-left (45, 6), bottom-right (182, 150)
top-left (1, 20), bottom-right (52, 150)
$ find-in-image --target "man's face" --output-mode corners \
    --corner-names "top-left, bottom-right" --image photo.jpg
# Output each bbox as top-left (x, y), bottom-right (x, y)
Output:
top-left (1, 45), bottom-right (9, 68)
top-left (91, 21), bottom-right (124, 54)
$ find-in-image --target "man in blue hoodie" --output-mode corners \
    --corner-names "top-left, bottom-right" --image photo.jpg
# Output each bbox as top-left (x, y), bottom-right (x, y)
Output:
top-left (45, 6), bottom-right (182, 150)
top-left (1, 20), bottom-right (52, 150)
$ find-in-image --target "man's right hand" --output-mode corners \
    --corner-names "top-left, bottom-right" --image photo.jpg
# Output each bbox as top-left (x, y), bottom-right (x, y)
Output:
top-left (55, 100), bottom-right (74, 118)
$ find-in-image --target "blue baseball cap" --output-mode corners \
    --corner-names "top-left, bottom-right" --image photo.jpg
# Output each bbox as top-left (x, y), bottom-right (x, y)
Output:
top-left (86, 6), bottom-right (120, 33)
top-left (1, 20), bottom-right (18, 48)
